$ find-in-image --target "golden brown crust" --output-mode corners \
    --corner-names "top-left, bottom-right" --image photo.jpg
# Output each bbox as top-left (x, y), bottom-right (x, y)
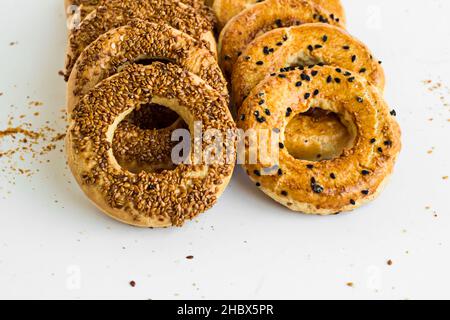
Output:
top-left (218, 0), bottom-right (345, 77)
top-left (65, 0), bottom-right (215, 23)
top-left (232, 23), bottom-right (385, 162)
top-left (238, 65), bottom-right (401, 214)
top-left (232, 23), bottom-right (385, 107)
top-left (67, 63), bottom-right (236, 227)
top-left (213, 0), bottom-right (346, 30)
top-left (65, 0), bottom-right (216, 79)
top-left (68, 20), bottom-right (227, 113)
top-left (67, 20), bottom-right (228, 173)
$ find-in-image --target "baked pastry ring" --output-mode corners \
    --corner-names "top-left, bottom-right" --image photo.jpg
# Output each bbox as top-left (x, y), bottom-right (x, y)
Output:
top-left (233, 23), bottom-right (385, 161)
top-left (213, 0), bottom-right (346, 30)
top-left (238, 65), bottom-right (401, 214)
top-left (232, 24), bottom-right (385, 107)
top-left (68, 20), bottom-right (227, 173)
top-left (65, 0), bottom-right (216, 79)
top-left (65, 0), bottom-right (215, 22)
top-left (67, 63), bottom-right (236, 227)
top-left (218, 0), bottom-right (345, 77)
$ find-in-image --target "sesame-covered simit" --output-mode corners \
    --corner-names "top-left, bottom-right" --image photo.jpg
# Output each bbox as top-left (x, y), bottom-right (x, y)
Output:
top-left (218, 0), bottom-right (345, 78)
top-left (65, 0), bottom-right (216, 79)
top-left (65, 0), bottom-right (214, 21)
top-left (238, 65), bottom-right (401, 214)
top-left (67, 20), bottom-right (228, 172)
top-left (67, 63), bottom-right (236, 227)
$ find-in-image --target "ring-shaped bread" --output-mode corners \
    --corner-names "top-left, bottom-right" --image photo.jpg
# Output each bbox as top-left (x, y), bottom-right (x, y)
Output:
top-left (65, 0), bottom-right (213, 21)
top-left (67, 63), bottom-right (236, 227)
top-left (218, 0), bottom-right (345, 77)
top-left (68, 20), bottom-right (227, 172)
top-left (238, 65), bottom-right (401, 214)
top-left (232, 23), bottom-right (385, 161)
top-left (232, 23), bottom-right (385, 107)
top-left (65, 0), bottom-right (216, 79)
top-left (213, 0), bottom-right (346, 30)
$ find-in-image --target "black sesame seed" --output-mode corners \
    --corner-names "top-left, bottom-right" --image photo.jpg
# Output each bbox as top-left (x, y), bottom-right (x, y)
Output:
top-left (359, 68), bottom-right (367, 73)
top-left (313, 89), bottom-right (319, 96)
top-left (240, 114), bottom-right (246, 121)
top-left (361, 170), bottom-right (370, 176)
top-left (295, 81), bottom-right (302, 87)
top-left (378, 147), bottom-right (383, 153)
top-left (343, 45), bottom-right (350, 50)
top-left (335, 68), bottom-right (342, 73)
top-left (350, 199), bottom-right (356, 205)
top-left (278, 169), bottom-right (283, 176)
top-left (263, 46), bottom-right (270, 55)
top-left (308, 45), bottom-right (314, 51)
top-left (312, 184), bottom-right (324, 194)
top-left (311, 70), bottom-right (318, 76)
top-left (244, 56), bottom-right (251, 61)
top-left (285, 109), bottom-right (293, 117)
top-left (254, 170), bottom-right (261, 177)
top-left (276, 42), bottom-right (283, 46)
top-left (258, 99), bottom-right (265, 105)
top-left (314, 44), bottom-right (323, 49)
top-left (256, 61), bottom-right (264, 66)
top-left (307, 164), bottom-right (314, 169)
top-left (265, 109), bottom-right (271, 116)
top-left (281, 191), bottom-right (288, 196)
top-left (361, 190), bottom-right (370, 195)
top-left (279, 142), bottom-right (285, 149)
top-left (330, 173), bottom-right (336, 179)
top-left (335, 78), bottom-right (341, 83)
top-left (304, 93), bottom-right (311, 99)
top-left (254, 110), bottom-right (260, 117)
top-left (327, 75), bottom-right (332, 83)
top-left (352, 55), bottom-right (357, 62)
top-left (257, 116), bottom-right (266, 123)
top-left (348, 77), bottom-right (355, 82)
top-left (370, 138), bottom-right (376, 144)
top-left (390, 110), bottom-right (397, 116)
top-left (322, 35), bottom-right (328, 42)
top-left (356, 97), bottom-right (364, 103)
top-left (286, 108), bottom-right (292, 117)
top-left (275, 19), bottom-right (283, 27)
top-left (278, 74), bottom-right (287, 78)
top-left (256, 182), bottom-right (261, 187)
top-left (384, 140), bottom-right (392, 146)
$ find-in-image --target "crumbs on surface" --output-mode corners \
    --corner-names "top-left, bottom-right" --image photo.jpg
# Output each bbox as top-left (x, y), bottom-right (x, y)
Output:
top-left (129, 281), bottom-right (136, 288)
top-left (346, 282), bottom-right (354, 288)
top-left (387, 260), bottom-right (393, 266)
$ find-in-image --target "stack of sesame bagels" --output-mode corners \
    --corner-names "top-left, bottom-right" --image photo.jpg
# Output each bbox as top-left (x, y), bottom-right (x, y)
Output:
top-left (64, 0), bottom-right (235, 227)
top-left (64, 0), bottom-right (401, 226)
top-left (218, 0), bottom-right (401, 214)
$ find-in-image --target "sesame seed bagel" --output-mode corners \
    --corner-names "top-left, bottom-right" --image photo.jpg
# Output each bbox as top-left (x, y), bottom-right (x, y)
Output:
top-left (213, 0), bottom-right (346, 30)
top-left (65, 0), bottom-right (214, 21)
top-left (65, 0), bottom-right (216, 79)
top-left (218, 0), bottom-right (345, 78)
top-left (238, 65), bottom-right (401, 214)
top-left (67, 20), bottom-right (227, 113)
top-left (67, 63), bottom-right (236, 227)
top-left (67, 20), bottom-right (227, 173)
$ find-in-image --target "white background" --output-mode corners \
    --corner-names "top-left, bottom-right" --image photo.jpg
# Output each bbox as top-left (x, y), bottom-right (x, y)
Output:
top-left (0, 0), bottom-right (449, 300)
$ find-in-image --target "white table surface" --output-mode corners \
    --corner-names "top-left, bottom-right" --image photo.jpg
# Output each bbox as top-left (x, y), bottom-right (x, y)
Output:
top-left (0, 0), bottom-right (449, 300)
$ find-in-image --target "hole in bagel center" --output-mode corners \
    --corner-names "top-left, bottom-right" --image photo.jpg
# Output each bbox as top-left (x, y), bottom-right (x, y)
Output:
top-left (112, 103), bottom-right (188, 174)
top-left (285, 108), bottom-right (353, 161)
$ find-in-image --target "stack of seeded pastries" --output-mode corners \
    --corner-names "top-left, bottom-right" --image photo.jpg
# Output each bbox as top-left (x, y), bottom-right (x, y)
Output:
top-left (63, 0), bottom-right (401, 226)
